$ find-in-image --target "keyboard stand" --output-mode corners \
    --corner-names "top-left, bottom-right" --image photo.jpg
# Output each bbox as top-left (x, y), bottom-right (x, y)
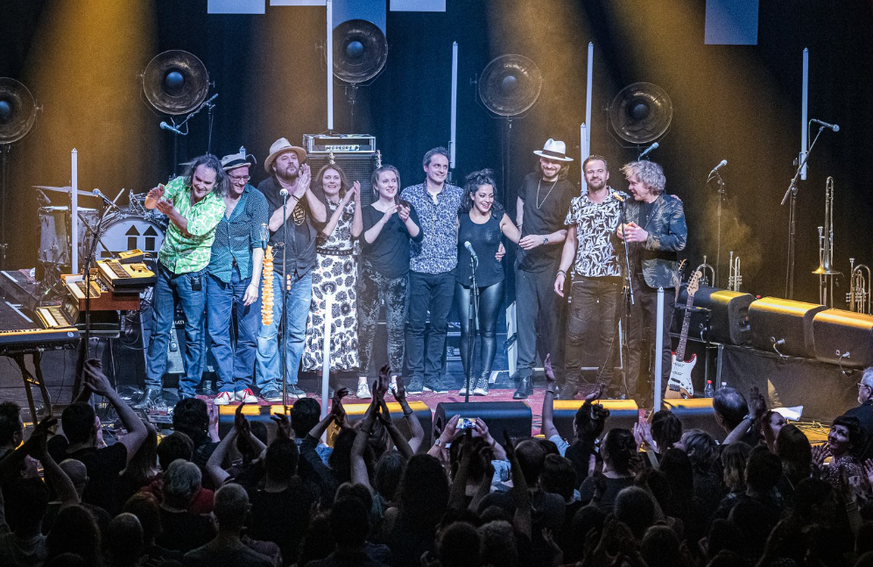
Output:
top-left (3, 350), bottom-right (53, 423)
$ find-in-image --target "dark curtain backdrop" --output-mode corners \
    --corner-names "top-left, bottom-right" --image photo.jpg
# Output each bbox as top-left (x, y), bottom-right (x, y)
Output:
top-left (1, 0), bottom-right (872, 306)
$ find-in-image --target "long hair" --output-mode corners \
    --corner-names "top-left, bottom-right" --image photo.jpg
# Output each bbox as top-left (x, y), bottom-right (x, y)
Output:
top-left (315, 163), bottom-right (350, 201)
top-left (371, 165), bottom-right (401, 203)
top-left (182, 154), bottom-right (226, 196)
top-left (620, 160), bottom-right (666, 195)
top-left (461, 168), bottom-right (504, 216)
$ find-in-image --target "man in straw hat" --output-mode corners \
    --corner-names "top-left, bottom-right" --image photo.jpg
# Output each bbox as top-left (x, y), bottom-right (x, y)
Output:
top-left (255, 137), bottom-right (326, 402)
top-left (137, 154), bottom-right (227, 408)
top-left (207, 150), bottom-right (269, 405)
top-left (512, 139), bottom-right (575, 400)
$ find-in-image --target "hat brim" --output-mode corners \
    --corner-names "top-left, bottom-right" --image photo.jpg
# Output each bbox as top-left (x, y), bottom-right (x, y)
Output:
top-left (264, 146), bottom-right (308, 173)
top-left (533, 150), bottom-right (573, 162)
top-left (222, 159), bottom-right (253, 172)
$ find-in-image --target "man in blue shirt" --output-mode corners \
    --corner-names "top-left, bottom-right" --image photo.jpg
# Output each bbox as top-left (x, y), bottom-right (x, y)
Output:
top-left (400, 147), bottom-right (463, 394)
top-left (207, 151), bottom-right (269, 404)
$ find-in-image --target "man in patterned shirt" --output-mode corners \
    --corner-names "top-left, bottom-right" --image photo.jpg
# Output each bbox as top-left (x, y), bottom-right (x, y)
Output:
top-left (554, 155), bottom-right (628, 399)
top-left (208, 151), bottom-right (269, 405)
top-left (400, 147), bottom-right (462, 394)
top-left (137, 154), bottom-right (227, 408)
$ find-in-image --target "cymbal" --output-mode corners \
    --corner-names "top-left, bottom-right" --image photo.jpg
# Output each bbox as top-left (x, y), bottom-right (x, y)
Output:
top-left (141, 50), bottom-right (209, 115)
top-left (34, 185), bottom-right (95, 198)
top-left (0, 77), bottom-right (38, 144)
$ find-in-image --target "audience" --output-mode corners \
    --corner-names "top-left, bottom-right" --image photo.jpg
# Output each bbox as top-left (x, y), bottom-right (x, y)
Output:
top-left (8, 364), bottom-right (873, 567)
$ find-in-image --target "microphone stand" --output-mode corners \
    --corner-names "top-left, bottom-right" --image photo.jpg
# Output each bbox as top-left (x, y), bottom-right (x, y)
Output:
top-left (617, 195), bottom-right (635, 399)
top-left (707, 171), bottom-right (726, 287)
top-left (464, 254), bottom-right (479, 404)
top-left (281, 190), bottom-right (289, 410)
top-left (781, 125), bottom-right (826, 299)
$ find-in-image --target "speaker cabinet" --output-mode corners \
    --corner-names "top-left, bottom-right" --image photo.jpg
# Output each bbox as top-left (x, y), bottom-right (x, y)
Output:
top-left (661, 398), bottom-right (724, 442)
top-left (218, 401), bottom-right (433, 447)
top-left (307, 153), bottom-right (379, 207)
top-left (813, 309), bottom-right (873, 368)
top-left (550, 400), bottom-right (639, 441)
top-left (674, 286), bottom-right (753, 345)
top-left (749, 297), bottom-right (826, 358)
top-left (433, 402), bottom-right (532, 441)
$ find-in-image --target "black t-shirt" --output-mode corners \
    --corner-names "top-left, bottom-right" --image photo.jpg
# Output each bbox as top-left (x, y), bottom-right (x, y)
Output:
top-left (47, 436), bottom-right (128, 515)
top-left (456, 212), bottom-right (504, 287)
top-left (248, 483), bottom-right (314, 565)
top-left (360, 203), bottom-right (422, 278)
top-left (156, 508), bottom-right (216, 553)
top-left (516, 172), bottom-right (575, 272)
top-left (257, 176), bottom-right (320, 277)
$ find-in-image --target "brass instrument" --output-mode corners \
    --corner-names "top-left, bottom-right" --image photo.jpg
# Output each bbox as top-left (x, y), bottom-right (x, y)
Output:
top-left (813, 176), bottom-right (840, 306)
top-left (846, 257), bottom-right (872, 314)
top-left (727, 251), bottom-right (742, 292)
top-left (695, 255), bottom-right (715, 288)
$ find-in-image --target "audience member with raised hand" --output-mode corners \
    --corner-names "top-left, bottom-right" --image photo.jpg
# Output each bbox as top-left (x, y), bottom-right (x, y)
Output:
top-left (390, 371), bottom-right (425, 454)
top-left (206, 403), bottom-right (266, 488)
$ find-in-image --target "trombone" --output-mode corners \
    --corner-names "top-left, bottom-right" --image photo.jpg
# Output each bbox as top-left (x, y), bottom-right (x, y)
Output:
top-left (813, 176), bottom-right (840, 307)
top-left (846, 257), bottom-right (871, 314)
top-left (695, 255), bottom-right (715, 288)
top-left (728, 251), bottom-right (742, 292)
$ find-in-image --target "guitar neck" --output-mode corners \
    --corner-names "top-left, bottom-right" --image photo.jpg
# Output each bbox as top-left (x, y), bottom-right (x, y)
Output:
top-left (676, 294), bottom-right (695, 360)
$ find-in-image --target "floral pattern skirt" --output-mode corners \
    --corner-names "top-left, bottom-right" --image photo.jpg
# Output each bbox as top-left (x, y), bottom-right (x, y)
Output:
top-left (302, 251), bottom-right (360, 372)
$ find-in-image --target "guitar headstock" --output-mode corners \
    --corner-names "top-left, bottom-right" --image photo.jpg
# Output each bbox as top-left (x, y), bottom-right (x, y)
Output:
top-left (688, 270), bottom-right (702, 297)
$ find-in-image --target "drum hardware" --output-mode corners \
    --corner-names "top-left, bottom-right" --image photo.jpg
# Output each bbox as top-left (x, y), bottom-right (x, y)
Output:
top-left (813, 176), bottom-right (840, 307)
top-left (727, 251), bottom-right (742, 292)
top-left (695, 255), bottom-right (715, 288)
top-left (846, 258), bottom-right (871, 314)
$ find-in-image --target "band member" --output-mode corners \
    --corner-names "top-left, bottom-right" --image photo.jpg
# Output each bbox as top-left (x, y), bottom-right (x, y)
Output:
top-left (456, 169), bottom-right (520, 396)
top-left (301, 164), bottom-right (363, 387)
top-left (358, 165), bottom-right (422, 395)
top-left (400, 147), bottom-right (464, 394)
top-left (617, 160), bottom-right (687, 402)
top-left (208, 151), bottom-right (269, 405)
top-left (138, 155), bottom-right (227, 408)
top-left (513, 139), bottom-right (574, 399)
top-left (255, 138), bottom-right (327, 402)
top-left (554, 155), bottom-right (627, 399)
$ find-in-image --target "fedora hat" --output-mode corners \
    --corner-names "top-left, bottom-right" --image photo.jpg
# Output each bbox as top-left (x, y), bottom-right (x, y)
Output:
top-left (220, 151), bottom-right (256, 172)
top-left (264, 137), bottom-right (307, 173)
top-left (533, 138), bottom-right (573, 162)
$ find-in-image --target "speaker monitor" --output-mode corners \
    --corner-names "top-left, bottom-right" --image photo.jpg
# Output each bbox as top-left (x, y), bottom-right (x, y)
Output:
top-left (218, 401), bottom-right (433, 447)
top-left (674, 286), bottom-right (753, 345)
top-left (813, 308), bottom-right (873, 368)
top-left (306, 153), bottom-right (379, 207)
top-left (661, 398), bottom-right (724, 442)
top-left (748, 297), bottom-right (826, 358)
top-left (433, 402), bottom-right (532, 441)
top-left (550, 399), bottom-right (639, 442)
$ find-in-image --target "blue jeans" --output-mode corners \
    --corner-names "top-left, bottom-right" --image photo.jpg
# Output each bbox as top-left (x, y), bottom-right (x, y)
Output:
top-left (406, 270), bottom-right (455, 383)
top-left (207, 266), bottom-right (260, 393)
top-left (146, 264), bottom-right (208, 396)
top-left (255, 271), bottom-right (312, 392)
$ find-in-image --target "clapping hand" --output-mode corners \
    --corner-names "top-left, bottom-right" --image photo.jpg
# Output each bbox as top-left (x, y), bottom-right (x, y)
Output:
top-left (331, 387), bottom-right (350, 427)
top-left (271, 410), bottom-right (293, 440)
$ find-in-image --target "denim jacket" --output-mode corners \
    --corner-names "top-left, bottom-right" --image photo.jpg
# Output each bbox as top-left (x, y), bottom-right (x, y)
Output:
top-left (625, 192), bottom-right (687, 288)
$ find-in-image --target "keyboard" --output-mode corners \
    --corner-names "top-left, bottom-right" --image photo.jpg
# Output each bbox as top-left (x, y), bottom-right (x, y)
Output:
top-left (97, 259), bottom-right (156, 291)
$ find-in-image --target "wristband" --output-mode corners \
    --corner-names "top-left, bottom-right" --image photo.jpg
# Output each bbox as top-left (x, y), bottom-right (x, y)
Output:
top-left (434, 438), bottom-right (445, 447)
top-left (556, 270), bottom-right (566, 277)
top-left (403, 410), bottom-right (413, 417)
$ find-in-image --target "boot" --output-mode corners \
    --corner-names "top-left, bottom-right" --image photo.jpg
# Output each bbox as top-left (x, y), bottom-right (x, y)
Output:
top-left (133, 387), bottom-right (162, 410)
top-left (513, 376), bottom-right (533, 399)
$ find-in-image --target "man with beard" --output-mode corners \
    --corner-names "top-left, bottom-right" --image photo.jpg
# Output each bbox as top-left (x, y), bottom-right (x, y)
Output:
top-left (513, 139), bottom-right (574, 399)
top-left (554, 155), bottom-right (628, 399)
top-left (256, 138), bottom-right (327, 402)
top-left (617, 160), bottom-right (687, 402)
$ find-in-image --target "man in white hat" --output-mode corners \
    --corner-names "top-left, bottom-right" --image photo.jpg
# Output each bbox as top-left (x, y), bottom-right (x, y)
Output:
top-left (255, 138), bottom-right (326, 402)
top-left (512, 139), bottom-right (575, 399)
top-left (137, 154), bottom-right (228, 407)
top-left (207, 151), bottom-right (269, 405)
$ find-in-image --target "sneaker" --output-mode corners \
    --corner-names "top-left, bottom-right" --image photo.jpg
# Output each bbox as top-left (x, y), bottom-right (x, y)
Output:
top-left (407, 376), bottom-right (424, 394)
top-left (356, 382), bottom-right (372, 399)
top-left (473, 375), bottom-right (489, 396)
top-left (286, 385), bottom-right (306, 400)
top-left (424, 378), bottom-right (449, 394)
top-left (234, 388), bottom-right (258, 403)
top-left (260, 389), bottom-right (284, 402)
top-left (214, 391), bottom-right (233, 406)
top-left (458, 380), bottom-right (470, 396)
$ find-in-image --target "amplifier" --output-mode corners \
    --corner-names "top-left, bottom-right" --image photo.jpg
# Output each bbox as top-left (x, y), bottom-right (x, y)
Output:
top-left (748, 297), bottom-right (826, 358)
top-left (662, 398), bottom-right (724, 442)
top-left (433, 401), bottom-right (532, 442)
top-left (812, 308), bottom-right (873, 368)
top-left (673, 286), bottom-right (753, 345)
top-left (303, 134), bottom-right (376, 154)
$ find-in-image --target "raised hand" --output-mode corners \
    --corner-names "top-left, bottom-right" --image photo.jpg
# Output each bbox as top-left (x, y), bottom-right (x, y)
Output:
top-left (375, 364), bottom-right (390, 401)
top-left (234, 402), bottom-right (251, 436)
top-left (392, 375), bottom-right (407, 403)
top-left (812, 443), bottom-right (831, 467)
top-left (295, 164), bottom-right (311, 198)
top-left (397, 203), bottom-right (410, 222)
top-left (749, 385), bottom-right (767, 422)
top-left (331, 387), bottom-right (350, 426)
top-left (543, 353), bottom-right (556, 386)
top-left (271, 411), bottom-right (293, 439)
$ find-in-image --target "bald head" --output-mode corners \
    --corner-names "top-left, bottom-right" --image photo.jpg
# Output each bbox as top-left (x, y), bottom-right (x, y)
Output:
top-left (59, 459), bottom-right (88, 496)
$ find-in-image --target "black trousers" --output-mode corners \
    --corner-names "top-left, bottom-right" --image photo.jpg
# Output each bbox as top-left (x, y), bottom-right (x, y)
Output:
top-left (456, 280), bottom-right (504, 381)
top-left (563, 276), bottom-right (622, 390)
top-left (626, 273), bottom-right (675, 402)
top-left (515, 267), bottom-right (565, 381)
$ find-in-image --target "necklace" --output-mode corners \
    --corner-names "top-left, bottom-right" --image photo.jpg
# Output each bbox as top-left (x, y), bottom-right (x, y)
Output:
top-left (536, 178), bottom-right (558, 209)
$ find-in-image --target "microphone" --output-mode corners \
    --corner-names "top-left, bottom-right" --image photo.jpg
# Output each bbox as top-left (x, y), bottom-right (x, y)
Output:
top-left (159, 121), bottom-right (185, 135)
top-left (279, 188), bottom-right (289, 201)
top-left (810, 118), bottom-right (840, 132)
top-left (259, 223), bottom-right (269, 249)
top-left (708, 159), bottom-right (728, 178)
top-left (613, 193), bottom-right (626, 203)
top-left (638, 142), bottom-right (659, 159)
top-left (92, 188), bottom-right (120, 210)
top-left (464, 241), bottom-right (478, 262)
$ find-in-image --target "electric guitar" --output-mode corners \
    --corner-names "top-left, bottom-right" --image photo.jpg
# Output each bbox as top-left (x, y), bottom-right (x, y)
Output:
top-left (667, 269), bottom-right (701, 399)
